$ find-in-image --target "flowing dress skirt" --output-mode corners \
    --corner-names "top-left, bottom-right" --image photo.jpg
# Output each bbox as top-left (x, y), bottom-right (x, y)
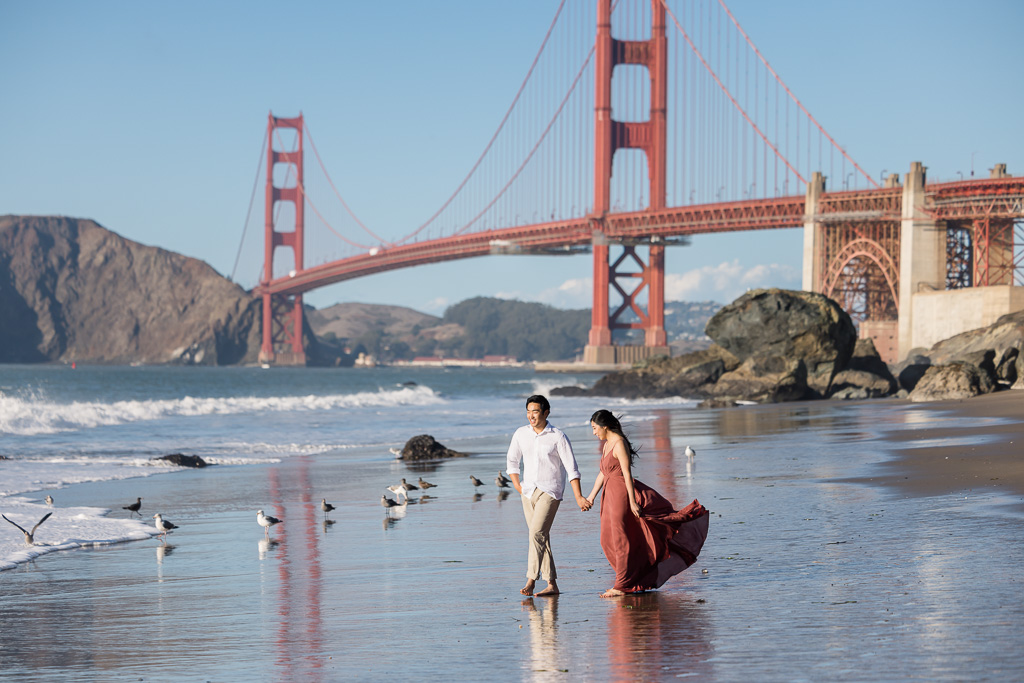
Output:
top-left (599, 453), bottom-right (709, 592)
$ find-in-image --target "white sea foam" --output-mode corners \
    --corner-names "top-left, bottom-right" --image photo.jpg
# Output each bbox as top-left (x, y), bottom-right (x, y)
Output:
top-left (0, 384), bottom-right (444, 436)
top-left (0, 498), bottom-right (156, 572)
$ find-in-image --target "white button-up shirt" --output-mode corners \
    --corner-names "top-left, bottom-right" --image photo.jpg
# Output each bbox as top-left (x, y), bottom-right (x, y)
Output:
top-left (506, 422), bottom-right (581, 501)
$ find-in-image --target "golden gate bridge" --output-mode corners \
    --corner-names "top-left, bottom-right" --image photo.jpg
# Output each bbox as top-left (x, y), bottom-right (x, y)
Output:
top-left (233, 0), bottom-right (1024, 366)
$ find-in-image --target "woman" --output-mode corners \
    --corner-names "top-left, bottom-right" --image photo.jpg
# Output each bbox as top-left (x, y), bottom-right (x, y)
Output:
top-left (585, 410), bottom-right (710, 597)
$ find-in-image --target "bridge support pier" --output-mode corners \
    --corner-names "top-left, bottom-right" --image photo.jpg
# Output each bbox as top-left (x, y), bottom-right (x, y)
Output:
top-left (897, 162), bottom-right (946, 360)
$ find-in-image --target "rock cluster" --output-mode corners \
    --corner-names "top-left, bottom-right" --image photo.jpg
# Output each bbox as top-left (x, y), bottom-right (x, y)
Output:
top-left (399, 435), bottom-right (467, 461)
top-left (152, 453), bottom-right (209, 468)
top-left (555, 289), bottom-right (1024, 405)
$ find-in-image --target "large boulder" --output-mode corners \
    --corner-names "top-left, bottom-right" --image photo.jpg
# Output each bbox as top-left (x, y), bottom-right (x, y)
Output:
top-left (830, 338), bottom-right (897, 399)
top-left (399, 435), bottom-right (467, 461)
top-left (585, 345), bottom-right (740, 398)
top-left (890, 351), bottom-right (932, 392)
top-left (705, 289), bottom-right (856, 397)
top-left (927, 309), bottom-right (1024, 366)
top-left (908, 361), bottom-right (996, 402)
top-left (706, 355), bottom-right (808, 404)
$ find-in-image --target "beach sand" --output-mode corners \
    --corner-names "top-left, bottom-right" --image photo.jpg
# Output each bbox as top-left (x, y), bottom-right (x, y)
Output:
top-left (848, 389), bottom-right (1024, 506)
top-left (2, 390), bottom-right (1022, 681)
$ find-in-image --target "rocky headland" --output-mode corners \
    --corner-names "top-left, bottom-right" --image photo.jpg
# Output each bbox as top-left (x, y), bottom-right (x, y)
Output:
top-left (555, 288), bottom-right (1024, 404)
top-left (0, 215), bottom-right (262, 365)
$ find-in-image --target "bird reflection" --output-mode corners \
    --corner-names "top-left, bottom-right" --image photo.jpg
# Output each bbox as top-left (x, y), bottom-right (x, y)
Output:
top-left (156, 543), bottom-right (176, 563)
top-left (418, 494), bottom-right (435, 505)
top-left (498, 489), bottom-right (511, 502)
top-left (382, 516), bottom-right (398, 531)
top-left (258, 537), bottom-right (280, 559)
top-left (322, 519), bottom-right (336, 533)
top-left (473, 493), bottom-right (483, 503)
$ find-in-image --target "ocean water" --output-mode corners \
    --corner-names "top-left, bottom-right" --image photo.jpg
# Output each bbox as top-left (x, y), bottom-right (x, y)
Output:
top-left (1, 364), bottom-right (1022, 681)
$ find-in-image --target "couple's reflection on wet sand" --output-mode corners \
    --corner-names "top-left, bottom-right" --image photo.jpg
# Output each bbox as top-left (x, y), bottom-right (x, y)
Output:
top-left (606, 592), bottom-right (713, 680)
top-left (521, 596), bottom-right (566, 677)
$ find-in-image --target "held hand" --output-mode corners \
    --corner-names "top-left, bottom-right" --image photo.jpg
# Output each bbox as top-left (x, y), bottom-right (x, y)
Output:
top-left (576, 495), bottom-right (591, 512)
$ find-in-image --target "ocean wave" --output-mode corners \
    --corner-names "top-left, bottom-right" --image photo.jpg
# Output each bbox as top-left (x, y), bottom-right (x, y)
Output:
top-left (0, 385), bottom-right (444, 436)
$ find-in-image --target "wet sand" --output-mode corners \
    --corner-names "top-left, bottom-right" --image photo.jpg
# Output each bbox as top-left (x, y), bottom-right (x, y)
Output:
top-left (848, 389), bottom-right (1024, 507)
top-left (2, 392), bottom-right (1023, 681)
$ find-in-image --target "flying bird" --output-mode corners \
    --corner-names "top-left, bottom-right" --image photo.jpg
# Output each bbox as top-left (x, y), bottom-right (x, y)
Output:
top-left (123, 497), bottom-right (143, 517)
top-left (257, 510), bottom-right (282, 537)
top-left (152, 513), bottom-right (178, 540)
top-left (469, 475), bottom-right (485, 488)
top-left (2, 512), bottom-right (52, 545)
top-left (45, 495), bottom-right (54, 506)
top-left (320, 498), bottom-right (336, 516)
top-left (417, 477), bottom-right (437, 489)
top-left (684, 446), bottom-right (696, 458)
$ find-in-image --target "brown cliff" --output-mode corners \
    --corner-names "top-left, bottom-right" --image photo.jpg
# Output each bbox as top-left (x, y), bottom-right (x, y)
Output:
top-left (0, 215), bottom-right (261, 364)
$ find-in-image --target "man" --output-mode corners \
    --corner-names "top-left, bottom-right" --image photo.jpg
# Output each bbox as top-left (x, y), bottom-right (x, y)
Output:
top-left (506, 394), bottom-right (590, 597)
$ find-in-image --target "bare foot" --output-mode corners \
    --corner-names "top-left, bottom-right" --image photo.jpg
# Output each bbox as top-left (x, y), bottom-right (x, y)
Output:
top-left (535, 580), bottom-right (560, 597)
top-left (600, 588), bottom-right (625, 598)
top-left (520, 579), bottom-right (536, 596)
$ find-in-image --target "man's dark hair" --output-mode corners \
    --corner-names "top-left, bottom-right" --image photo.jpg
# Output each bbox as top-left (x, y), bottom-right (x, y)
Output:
top-left (525, 394), bottom-right (550, 413)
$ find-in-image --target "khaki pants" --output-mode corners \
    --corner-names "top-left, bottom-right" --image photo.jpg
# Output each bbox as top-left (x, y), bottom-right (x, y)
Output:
top-left (522, 488), bottom-right (561, 581)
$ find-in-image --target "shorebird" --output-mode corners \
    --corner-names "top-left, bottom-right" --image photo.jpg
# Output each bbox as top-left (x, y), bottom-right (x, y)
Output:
top-left (2, 512), bottom-right (52, 545)
top-left (389, 447), bottom-right (402, 459)
top-left (123, 497), bottom-right (143, 517)
top-left (45, 495), bottom-right (54, 506)
top-left (417, 477), bottom-right (437, 489)
top-left (257, 510), bottom-right (282, 537)
top-left (387, 483), bottom-right (410, 501)
top-left (495, 476), bottom-right (510, 489)
top-left (684, 446), bottom-right (696, 458)
top-left (380, 495), bottom-right (402, 516)
top-left (497, 471), bottom-right (512, 487)
top-left (400, 478), bottom-right (419, 491)
top-left (469, 475), bottom-right (485, 488)
top-left (320, 498), bottom-right (336, 516)
top-left (152, 513), bottom-right (178, 540)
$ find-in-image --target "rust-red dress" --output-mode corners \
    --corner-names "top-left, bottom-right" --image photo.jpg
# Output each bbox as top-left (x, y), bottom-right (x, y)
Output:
top-left (599, 448), bottom-right (709, 592)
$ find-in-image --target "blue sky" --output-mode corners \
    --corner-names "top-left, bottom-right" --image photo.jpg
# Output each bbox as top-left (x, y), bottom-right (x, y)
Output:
top-left (2, 1), bottom-right (1022, 315)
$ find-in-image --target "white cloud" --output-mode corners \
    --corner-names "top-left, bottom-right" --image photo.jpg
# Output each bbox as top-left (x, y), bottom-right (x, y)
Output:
top-left (666, 260), bottom-right (800, 303)
top-left (421, 297), bottom-right (450, 315)
top-left (535, 278), bottom-right (592, 309)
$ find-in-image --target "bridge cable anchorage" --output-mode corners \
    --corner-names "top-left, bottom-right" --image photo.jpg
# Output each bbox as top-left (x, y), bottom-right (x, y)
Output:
top-left (304, 122), bottom-right (393, 247)
top-left (232, 126), bottom-right (268, 283)
top-left (271, 126), bottom-right (374, 252)
top-left (395, 0), bottom-right (570, 246)
top-left (661, 0), bottom-right (805, 187)
top-left (713, 0), bottom-right (879, 189)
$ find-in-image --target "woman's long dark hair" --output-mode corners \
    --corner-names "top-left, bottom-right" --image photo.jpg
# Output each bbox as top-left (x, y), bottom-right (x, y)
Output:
top-left (590, 409), bottom-right (640, 466)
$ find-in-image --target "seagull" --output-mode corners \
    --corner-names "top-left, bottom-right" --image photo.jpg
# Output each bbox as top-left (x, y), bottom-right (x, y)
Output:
top-left (2, 512), bottom-right (52, 545)
top-left (123, 497), bottom-right (143, 517)
top-left (469, 475), bottom-right (485, 488)
top-left (684, 446), bottom-right (696, 458)
top-left (417, 477), bottom-right (437, 489)
top-left (381, 495), bottom-right (402, 516)
top-left (257, 510), bottom-right (282, 537)
top-left (495, 476), bottom-right (510, 489)
top-left (400, 478), bottom-right (419, 491)
top-left (389, 447), bottom-right (402, 459)
top-left (45, 495), bottom-right (54, 506)
top-left (320, 498), bottom-right (336, 516)
top-left (152, 513), bottom-right (178, 540)
top-left (387, 483), bottom-right (409, 501)
top-left (497, 471), bottom-right (512, 487)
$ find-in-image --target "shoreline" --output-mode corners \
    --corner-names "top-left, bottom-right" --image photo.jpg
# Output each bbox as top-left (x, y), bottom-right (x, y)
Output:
top-left (846, 389), bottom-right (1024, 507)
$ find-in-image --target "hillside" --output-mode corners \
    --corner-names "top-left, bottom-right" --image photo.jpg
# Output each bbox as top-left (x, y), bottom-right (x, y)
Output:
top-left (0, 215), bottom-right (260, 364)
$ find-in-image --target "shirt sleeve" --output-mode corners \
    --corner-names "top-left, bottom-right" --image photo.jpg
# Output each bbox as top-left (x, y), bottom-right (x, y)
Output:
top-left (557, 433), bottom-right (582, 483)
top-left (506, 428), bottom-right (523, 476)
